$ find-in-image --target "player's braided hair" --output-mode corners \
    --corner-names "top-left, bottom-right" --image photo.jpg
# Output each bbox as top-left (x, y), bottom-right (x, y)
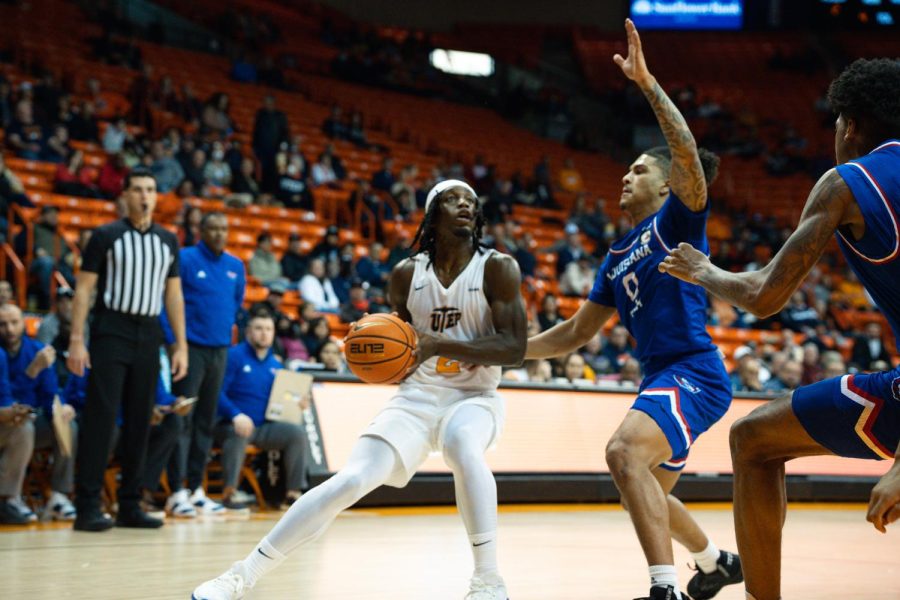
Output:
top-left (411, 190), bottom-right (485, 267)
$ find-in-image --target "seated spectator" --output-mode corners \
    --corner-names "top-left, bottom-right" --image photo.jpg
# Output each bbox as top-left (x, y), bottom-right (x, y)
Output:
top-left (601, 325), bottom-right (635, 373)
top-left (230, 157), bottom-right (262, 205)
top-left (537, 294), bottom-right (564, 332)
top-left (322, 105), bottom-right (346, 139)
top-left (554, 352), bottom-right (593, 386)
top-left (55, 150), bottom-right (100, 198)
top-left (248, 233), bottom-right (284, 286)
top-left (97, 153), bottom-right (129, 200)
top-left (300, 316), bottom-right (333, 360)
top-left (200, 93), bottom-right (234, 140)
top-left (597, 357), bottom-right (642, 389)
top-left (557, 158), bottom-right (585, 193)
top-left (0, 304), bottom-right (77, 521)
top-left (15, 206), bottom-right (68, 309)
top-left (580, 333), bottom-right (610, 375)
top-left (6, 100), bottom-right (44, 160)
top-left (102, 117), bottom-right (130, 154)
top-left (310, 226), bottom-right (341, 264)
top-left (178, 84), bottom-right (203, 126)
top-left (204, 142), bottom-right (233, 188)
top-left (0, 153), bottom-right (34, 211)
top-left (560, 256), bottom-right (595, 298)
top-left (68, 100), bottom-right (99, 142)
top-left (356, 242), bottom-right (390, 289)
top-left (36, 286), bottom-right (81, 387)
top-left (275, 153), bottom-right (312, 210)
top-left (502, 358), bottom-right (553, 383)
top-left (822, 354), bottom-right (847, 379)
top-left (179, 206), bottom-right (203, 247)
top-left (387, 229), bottom-right (412, 269)
top-left (183, 149), bottom-right (208, 193)
top-left (322, 144), bottom-right (347, 180)
top-left (513, 232), bottom-right (537, 279)
top-left (43, 124), bottom-right (71, 163)
top-left (299, 258), bottom-right (340, 312)
top-left (779, 291), bottom-right (820, 331)
top-left (0, 282), bottom-right (13, 305)
top-left (0, 348), bottom-right (34, 524)
top-left (281, 234), bottom-right (308, 283)
top-left (800, 342), bottom-right (822, 386)
top-left (731, 356), bottom-right (764, 393)
top-left (346, 111), bottom-right (368, 147)
top-left (317, 340), bottom-right (347, 373)
top-left (850, 322), bottom-right (891, 372)
top-left (149, 141), bottom-right (185, 193)
top-left (215, 313), bottom-right (309, 508)
top-left (555, 223), bottom-right (586, 277)
top-left (371, 157), bottom-right (395, 192)
top-left (311, 154), bottom-right (338, 187)
top-left (763, 359), bottom-right (803, 393)
top-left (339, 279), bottom-right (370, 324)
top-left (275, 314), bottom-right (309, 364)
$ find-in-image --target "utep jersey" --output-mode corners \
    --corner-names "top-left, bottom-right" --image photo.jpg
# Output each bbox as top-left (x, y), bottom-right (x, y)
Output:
top-left (835, 140), bottom-right (900, 342)
top-left (405, 248), bottom-right (501, 391)
top-left (589, 193), bottom-right (718, 376)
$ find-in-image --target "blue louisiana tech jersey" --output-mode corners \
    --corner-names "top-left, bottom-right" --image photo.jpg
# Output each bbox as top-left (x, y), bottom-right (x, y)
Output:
top-left (589, 193), bottom-right (718, 376)
top-left (835, 140), bottom-right (900, 341)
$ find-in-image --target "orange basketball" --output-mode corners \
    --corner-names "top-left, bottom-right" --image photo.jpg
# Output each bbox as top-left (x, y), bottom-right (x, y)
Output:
top-left (344, 313), bottom-right (418, 384)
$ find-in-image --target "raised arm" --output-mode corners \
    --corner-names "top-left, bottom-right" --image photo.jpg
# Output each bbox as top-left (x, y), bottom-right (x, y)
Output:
top-left (659, 168), bottom-right (855, 317)
top-left (526, 300), bottom-right (617, 360)
top-left (614, 18), bottom-right (707, 210)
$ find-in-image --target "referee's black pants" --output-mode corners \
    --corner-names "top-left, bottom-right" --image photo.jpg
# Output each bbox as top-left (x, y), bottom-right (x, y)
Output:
top-left (75, 312), bottom-right (162, 514)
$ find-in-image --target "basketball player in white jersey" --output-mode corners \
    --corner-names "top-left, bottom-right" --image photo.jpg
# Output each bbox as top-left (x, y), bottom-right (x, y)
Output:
top-left (192, 179), bottom-right (527, 600)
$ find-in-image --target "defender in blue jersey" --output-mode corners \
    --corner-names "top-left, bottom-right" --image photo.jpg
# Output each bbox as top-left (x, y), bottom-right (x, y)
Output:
top-left (528, 20), bottom-right (741, 600)
top-left (661, 58), bottom-right (900, 600)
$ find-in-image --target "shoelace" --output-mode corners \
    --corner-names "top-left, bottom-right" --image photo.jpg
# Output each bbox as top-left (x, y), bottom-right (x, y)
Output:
top-left (215, 571), bottom-right (245, 595)
top-left (466, 577), bottom-right (506, 600)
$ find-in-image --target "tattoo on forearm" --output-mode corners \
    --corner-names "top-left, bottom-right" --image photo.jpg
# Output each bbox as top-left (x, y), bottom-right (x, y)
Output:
top-left (642, 81), bottom-right (706, 203)
top-left (703, 171), bottom-right (848, 312)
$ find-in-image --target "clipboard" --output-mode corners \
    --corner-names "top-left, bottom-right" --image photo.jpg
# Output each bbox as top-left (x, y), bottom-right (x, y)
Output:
top-left (265, 371), bottom-right (314, 425)
top-left (51, 396), bottom-right (73, 457)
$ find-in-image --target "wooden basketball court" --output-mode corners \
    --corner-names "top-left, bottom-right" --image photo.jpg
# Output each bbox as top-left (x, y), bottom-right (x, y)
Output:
top-left (3, 503), bottom-right (898, 599)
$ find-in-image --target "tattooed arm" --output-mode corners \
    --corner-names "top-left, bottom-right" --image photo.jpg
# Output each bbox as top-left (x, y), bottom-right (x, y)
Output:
top-left (614, 18), bottom-right (707, 211)
top-left (659, 169), bottom-right (855, 317)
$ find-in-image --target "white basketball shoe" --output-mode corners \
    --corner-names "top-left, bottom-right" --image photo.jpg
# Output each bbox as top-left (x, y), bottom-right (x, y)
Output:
top-left (191, 563), bottom-right (251, 600)
top-left (465, 575), bottom-right (508, 600)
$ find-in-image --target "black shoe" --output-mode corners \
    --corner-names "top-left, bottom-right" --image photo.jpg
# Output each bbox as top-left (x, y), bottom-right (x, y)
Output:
top-left (221, 494), bottom-right (251, 511)
top-left (73, 509), bottom-right (114, 532)
top-left (0, 500), bottom-right (29, 525)
top-left (686, 550), bottom-right (743, 600)
top-left (115, 509), bottom-right (164, 529)
top-left (633, 585), bottom-right (690, 600)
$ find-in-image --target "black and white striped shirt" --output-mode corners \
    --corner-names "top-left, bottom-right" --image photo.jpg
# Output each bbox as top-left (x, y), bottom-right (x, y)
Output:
top-left (81, 219), bottom-right (180, 317)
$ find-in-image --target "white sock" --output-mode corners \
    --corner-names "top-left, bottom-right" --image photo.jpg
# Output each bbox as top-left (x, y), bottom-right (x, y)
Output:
top-left (238, 538), bottom-right (285, 587)
top-left (649, 564), bottom-right (680, 593)
top-left (692, 540), bottom-right (721, 574)
top-left (469, 532), bottom-right (499, 580)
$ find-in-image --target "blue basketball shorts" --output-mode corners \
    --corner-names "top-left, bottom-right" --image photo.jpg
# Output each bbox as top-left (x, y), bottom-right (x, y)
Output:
top-left (632, 353), bottom-right (732, 471)
top-left (792, 366), bottom-right (900, 460)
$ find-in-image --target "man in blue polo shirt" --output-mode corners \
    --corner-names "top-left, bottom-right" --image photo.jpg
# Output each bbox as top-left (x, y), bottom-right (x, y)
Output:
top-left (215, 312), bottom-right (309, 509)
top-left (166, 212), bottom-right (246, 517)
top-left (0, 303), bottom-right (76, 521)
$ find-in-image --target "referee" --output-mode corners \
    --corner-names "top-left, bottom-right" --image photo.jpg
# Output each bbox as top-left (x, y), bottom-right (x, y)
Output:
top-left (68, 167), bottom-right (187, 532)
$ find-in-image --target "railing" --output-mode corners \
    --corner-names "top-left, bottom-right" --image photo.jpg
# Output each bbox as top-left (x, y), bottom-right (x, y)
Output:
top-left (1, 242), bottom-right (27, 308)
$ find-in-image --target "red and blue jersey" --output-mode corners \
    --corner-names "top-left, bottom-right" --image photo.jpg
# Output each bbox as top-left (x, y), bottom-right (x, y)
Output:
top-left (588, 192), bottom-right (719, 377)
top-left (835, 140), bottom-right (900, 342)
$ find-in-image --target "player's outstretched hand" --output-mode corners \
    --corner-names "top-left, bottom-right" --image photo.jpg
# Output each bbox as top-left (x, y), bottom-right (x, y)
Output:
top-left (867, 464), bottom-right (900, 533)
top-left (613, 18), bottom-right (653, 88)
top-left (658, 242), bottom-right (710, 284)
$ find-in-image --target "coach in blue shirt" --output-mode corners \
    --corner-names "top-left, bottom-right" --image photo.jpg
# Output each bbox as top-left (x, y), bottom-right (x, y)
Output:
top-left (0, 303), bottom-right (77, 520)
top-left (168, 212), bottom-right (246, 516)
top-left (215, 312), bottom-right (309, 509)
